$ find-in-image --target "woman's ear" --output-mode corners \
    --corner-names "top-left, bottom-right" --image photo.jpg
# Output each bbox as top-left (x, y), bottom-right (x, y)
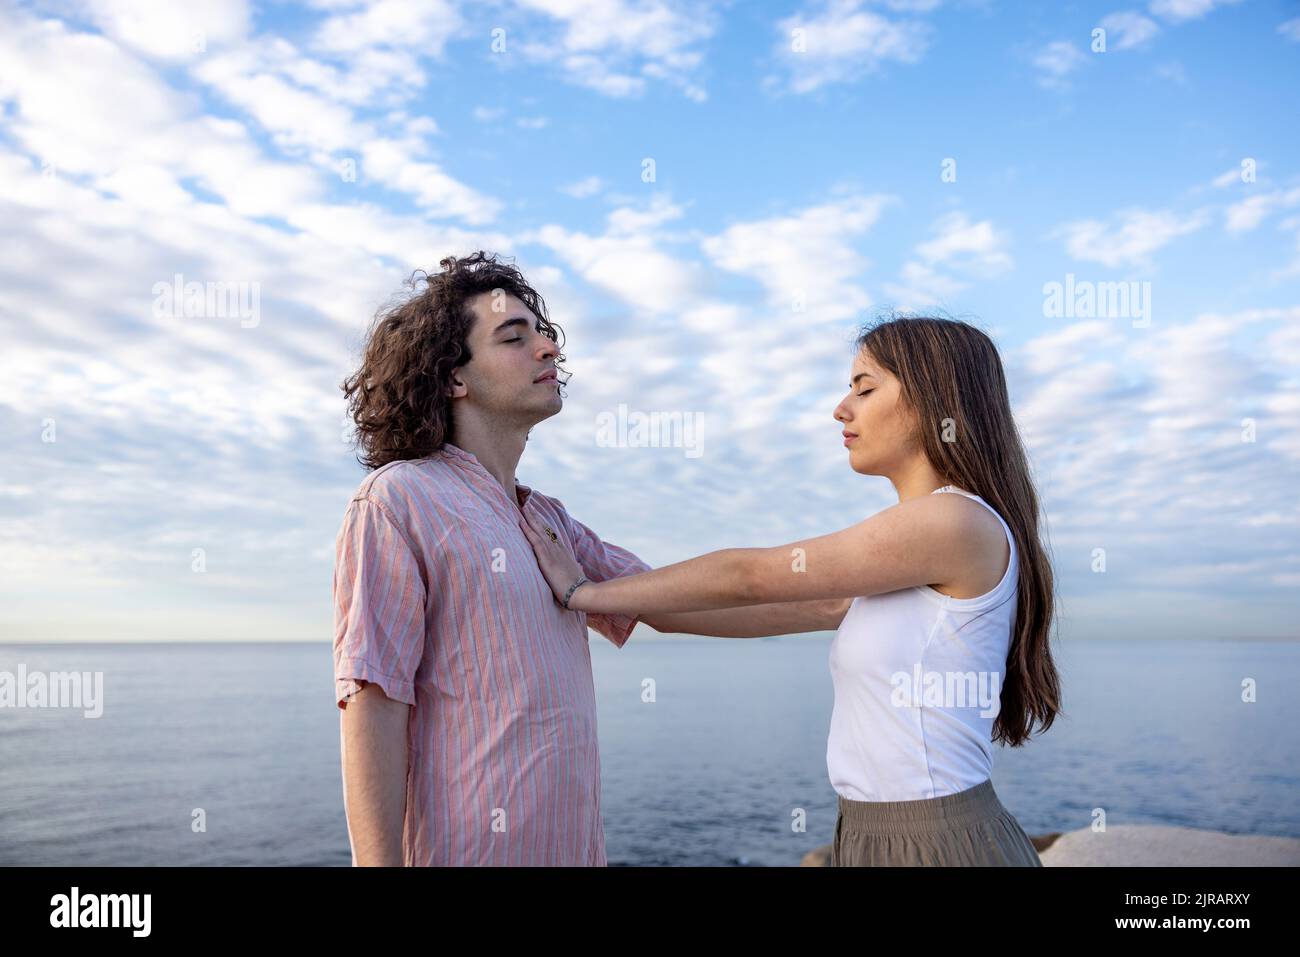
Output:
top-left (446, 369), bottom-right (468, 399)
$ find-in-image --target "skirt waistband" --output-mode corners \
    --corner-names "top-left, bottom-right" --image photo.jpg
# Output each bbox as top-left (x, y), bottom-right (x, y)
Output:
top-left (836, 778), bottom-right (1007, 834)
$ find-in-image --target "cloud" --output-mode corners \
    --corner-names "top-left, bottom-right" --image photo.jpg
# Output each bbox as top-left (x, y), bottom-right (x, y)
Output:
top-left (1006, 306), bottom-right (1300, 603)
top-left (0, 2), bottom-right (521, 636)
top-left (702, 194), bottom-right (894, 321)
top-left (1033, 40), bottom-right (1087, 90)
top-left (526, 194), bottom-right (705, 315)
top-left (1052, 207), bottom-right (1209, 268)
top-left (192, 45), bottom-right (365, 155)
top-left (510, 0), bottom-right (716, 100)
top-left (0, 0), bottom-right (1295, 644)
top-left (188, 33), bottom-right (502, 223)
top-left (0, 16), bottom-right (329, 221)
top-left (1210, 165), bottom-right (1248, 188)
top-left (884, 211), bottom-right (1013, 309)
top-left (312, 0), bottom-right (463, 56)
top-left (359, 137), bottom-right (503, 223)
top-left (1099, 11), bottom-right (1161, 50)
top-left (560, 176), bottom-right (604, 198)
top-left (1224, 186), bottom-right (1300, 233)
top-left (78, 0), bottom-right (252, 60)
top-left (1148, 0), bottom-right (1244, 24)
top-left (770, 0), bottom-right (933, 93)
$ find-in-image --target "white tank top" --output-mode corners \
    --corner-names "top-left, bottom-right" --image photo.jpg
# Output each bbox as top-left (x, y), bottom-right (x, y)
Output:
top-left (826, 485), bottom-right (1019, 802)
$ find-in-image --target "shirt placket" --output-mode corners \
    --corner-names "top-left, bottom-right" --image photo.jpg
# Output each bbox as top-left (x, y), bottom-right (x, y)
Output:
top-left (442, 446), bottom-right (533, 530)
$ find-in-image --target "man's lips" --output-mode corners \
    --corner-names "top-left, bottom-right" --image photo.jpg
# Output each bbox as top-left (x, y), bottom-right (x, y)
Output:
top-left (534, 370), bottom-right (558, 383)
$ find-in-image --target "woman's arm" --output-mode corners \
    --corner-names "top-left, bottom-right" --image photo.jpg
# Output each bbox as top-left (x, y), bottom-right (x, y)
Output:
top-left (518, 493), bottom-right (977, 617)
top-left (641, 597), bottom-right (852, 638)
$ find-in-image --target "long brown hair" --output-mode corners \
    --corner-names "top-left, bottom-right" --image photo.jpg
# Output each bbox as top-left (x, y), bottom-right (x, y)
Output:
top-left (341, 251), bottom-right (566, 471)
top-left (857, 312), bottom-right (1062, 747)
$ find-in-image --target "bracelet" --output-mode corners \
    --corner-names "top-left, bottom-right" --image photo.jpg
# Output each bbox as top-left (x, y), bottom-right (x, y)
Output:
top-left (561, 575), bottom-right (590, 609)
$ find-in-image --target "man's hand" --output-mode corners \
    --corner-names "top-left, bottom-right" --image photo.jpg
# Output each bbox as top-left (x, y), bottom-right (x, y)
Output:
top-left (519, 511), bottom-right (588, 608)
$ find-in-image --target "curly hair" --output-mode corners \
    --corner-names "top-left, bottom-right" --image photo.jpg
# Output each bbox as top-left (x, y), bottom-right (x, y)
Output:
top-left (341, 251), bottom-right (567, 471)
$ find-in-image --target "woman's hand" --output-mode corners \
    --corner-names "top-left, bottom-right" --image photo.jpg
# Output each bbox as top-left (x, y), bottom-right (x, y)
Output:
top-left (519, 511), bottom-right (590, 610)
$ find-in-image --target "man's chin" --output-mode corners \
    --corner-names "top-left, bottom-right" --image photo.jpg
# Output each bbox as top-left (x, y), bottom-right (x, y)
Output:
top-left (528, 395), bottom-right (563, 423)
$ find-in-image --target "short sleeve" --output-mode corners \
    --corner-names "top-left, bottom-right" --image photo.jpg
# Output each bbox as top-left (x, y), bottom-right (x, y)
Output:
top-left (333, 495), bottom-right (426, 709)
top-left (558, 509), bottom-right (652, 649)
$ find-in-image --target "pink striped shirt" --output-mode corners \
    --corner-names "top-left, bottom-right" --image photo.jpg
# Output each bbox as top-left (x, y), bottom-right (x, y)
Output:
top-left (332, 442), bottom-right (649, 866)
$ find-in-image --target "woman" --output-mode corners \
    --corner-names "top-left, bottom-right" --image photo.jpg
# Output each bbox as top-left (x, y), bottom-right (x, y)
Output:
top-left (520, 315), bottom-right (1061, 866)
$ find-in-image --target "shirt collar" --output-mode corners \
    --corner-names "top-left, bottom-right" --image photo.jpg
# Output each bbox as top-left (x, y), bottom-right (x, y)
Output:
top-left (437, 442), bottom-right (533, 509)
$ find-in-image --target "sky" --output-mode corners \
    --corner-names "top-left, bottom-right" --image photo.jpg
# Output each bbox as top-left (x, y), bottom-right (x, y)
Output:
top-left (0, 0), bottom-right (1297, 643)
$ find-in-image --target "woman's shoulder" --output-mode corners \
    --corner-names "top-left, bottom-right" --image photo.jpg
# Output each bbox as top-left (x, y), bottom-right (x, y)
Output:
top-left (872, 487), bottom-right (1010, 567)
top-left (929, 490), bottom-right (1010, 546)
top-left (920, 488), bottom-right (1013, 573)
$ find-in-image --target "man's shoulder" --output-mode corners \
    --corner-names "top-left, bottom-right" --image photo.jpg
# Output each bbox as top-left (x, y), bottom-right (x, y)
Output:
top-left (352, 457), bottom-right (427, 497)
top-left (338, 458), bottom-right (469, 555)
top-left (343, 457), bottom-right (461, 525)
top-left (353, 453), bottom-right (538, 522)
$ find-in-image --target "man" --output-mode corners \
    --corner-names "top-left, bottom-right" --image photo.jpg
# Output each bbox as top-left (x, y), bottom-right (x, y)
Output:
top-left (333, 251), bottom-right (840, 866)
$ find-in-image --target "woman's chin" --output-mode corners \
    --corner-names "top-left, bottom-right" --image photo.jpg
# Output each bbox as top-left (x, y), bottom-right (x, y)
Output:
top-left (846, 452), bottom-right (873, 475)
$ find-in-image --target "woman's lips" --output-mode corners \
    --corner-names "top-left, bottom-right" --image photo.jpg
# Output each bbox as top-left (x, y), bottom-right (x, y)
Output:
top-left (843, 432), bottom-right (858, 447)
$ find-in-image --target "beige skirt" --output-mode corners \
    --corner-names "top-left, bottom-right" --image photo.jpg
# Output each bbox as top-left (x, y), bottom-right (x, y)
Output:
top-left (832, 777), bottom-right (1042, 866)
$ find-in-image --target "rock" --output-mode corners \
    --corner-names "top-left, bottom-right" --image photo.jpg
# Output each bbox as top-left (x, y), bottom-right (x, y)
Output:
top-left (801, 845), bottom-right (832, 866)
top-left (1031, 832), bottom-right (1062, 853)
top-left (1039, 825), bottom-right (1300, 867)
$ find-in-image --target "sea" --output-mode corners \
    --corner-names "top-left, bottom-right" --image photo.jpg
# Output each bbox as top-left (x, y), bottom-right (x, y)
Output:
top-left (1, 637), bottom-right (1296, 866)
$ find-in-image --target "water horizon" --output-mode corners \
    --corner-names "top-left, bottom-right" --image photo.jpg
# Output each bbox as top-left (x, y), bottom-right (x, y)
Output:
top-left (1, 636), bottom-right (1296, 866)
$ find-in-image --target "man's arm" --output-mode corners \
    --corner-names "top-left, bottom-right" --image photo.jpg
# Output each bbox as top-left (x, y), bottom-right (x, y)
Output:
top-left (333, 493), bottom-right (427, 865)
top-left (641, 597), bottom-right (851, 638)
top-left (340, 681), bottom-right (410, 866)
